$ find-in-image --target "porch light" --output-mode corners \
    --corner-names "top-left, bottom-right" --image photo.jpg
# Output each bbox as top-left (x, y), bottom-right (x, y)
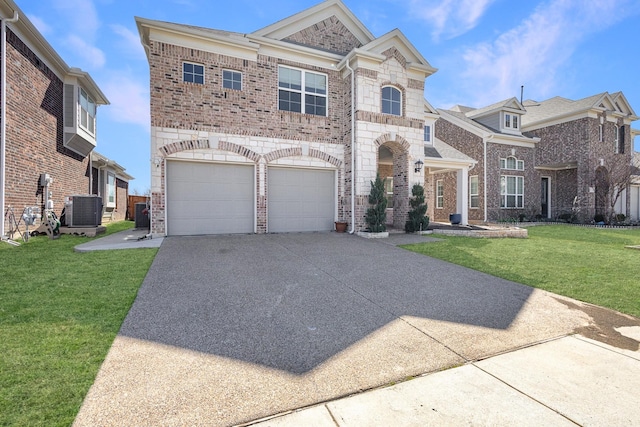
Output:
top-left (414, 159), bottom-right (424, 173)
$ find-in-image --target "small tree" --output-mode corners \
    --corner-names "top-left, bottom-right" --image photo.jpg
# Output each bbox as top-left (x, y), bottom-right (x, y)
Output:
top-left (405, 184), bottom-right (430, 232)
top-left (365, 173), bottom-right (387, 232)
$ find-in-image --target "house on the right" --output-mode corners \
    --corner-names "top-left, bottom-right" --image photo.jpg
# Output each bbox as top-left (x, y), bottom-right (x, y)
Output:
top-left (435, 92), bottom-right (639, 223)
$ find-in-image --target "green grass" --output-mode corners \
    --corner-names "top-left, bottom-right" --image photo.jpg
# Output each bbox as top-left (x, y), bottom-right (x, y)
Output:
top-left (402, 225), bottom-right (640, 319)
top-left (0, 221), bottom-right (157, 427)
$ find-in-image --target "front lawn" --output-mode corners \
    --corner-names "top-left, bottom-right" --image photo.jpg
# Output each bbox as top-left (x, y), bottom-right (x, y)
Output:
top-left (402, 225), bottom-right (640, 318)
top-left (0, 222), bottom-right (157, 427)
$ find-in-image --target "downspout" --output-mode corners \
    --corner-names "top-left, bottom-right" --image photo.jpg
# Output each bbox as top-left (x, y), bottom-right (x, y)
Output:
top-left (1, 11), bottom-right (19, 238)
top-left (483, 133), bottom-right (494, 223)
top-left (346, 59), bottom-right (356, 234)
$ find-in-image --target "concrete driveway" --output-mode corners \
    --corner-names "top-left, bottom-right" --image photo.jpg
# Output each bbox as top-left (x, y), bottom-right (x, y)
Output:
top-left (73, 232), bottom-right (637, 426)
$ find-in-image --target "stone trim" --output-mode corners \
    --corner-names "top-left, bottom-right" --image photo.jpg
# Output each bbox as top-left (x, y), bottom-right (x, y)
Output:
top-left (407, 78), bottom-right (424, 90)
top-left (382, 47), bottom-right (407, 69)
top-left (356, 110), bottom-right (423, 129)
top-left (373, 133), bottom-right (411, 152)
top-left (264, 147), bottom-right (343, 167)
top-left (356, 68), bottom-right (378, 80)
top-left (159, 138), bottom-right (261, 162)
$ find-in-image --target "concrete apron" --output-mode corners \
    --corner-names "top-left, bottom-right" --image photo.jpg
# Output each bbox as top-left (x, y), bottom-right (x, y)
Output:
top-left (73, 233), bottom-right (639, 427)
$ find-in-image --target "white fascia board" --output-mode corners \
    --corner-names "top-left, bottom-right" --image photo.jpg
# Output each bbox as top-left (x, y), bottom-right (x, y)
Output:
top-left (67, 68), bottom-right (109, 105)
top-left (248, 34), bottom-right (343, 68)
top-left (426, 158), bottom-right (476, 170)
top-left (150, 27), bottom-right (259, 62)
top-left (438, 110), bottom-right (490, 139)
top-left (489, 135), bottom-right (538, 148)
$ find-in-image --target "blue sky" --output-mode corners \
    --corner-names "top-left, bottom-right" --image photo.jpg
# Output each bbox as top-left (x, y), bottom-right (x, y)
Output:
top-left (21, 0), bottom-right (640, 193)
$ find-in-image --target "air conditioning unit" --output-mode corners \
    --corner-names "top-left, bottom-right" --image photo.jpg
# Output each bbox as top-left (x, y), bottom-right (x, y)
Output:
top-left (64, 195), bottom-right (103, 227)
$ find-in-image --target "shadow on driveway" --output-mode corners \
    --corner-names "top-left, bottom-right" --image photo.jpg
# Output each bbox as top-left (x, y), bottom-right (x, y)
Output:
top-left (119, 233), bottom-right (533, 374)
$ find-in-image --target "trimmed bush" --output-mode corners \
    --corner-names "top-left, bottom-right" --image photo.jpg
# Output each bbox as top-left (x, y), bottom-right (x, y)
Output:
top-left (405, 184), bottom-right (429, 232)
top-left (365, 173), bottom-right (387, 232)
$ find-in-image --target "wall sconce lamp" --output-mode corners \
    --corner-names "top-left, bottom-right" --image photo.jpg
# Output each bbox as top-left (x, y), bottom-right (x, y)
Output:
top-left (153, 157), bottom-right (162, 168)
top-left (414, 159), bottom-right (424, 173)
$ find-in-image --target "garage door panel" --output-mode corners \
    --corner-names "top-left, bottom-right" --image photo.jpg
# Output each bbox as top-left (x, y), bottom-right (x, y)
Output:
top-left (167, 161), bottom-right (254, 236)
top-left (268, 167), bottom-right (335, 233)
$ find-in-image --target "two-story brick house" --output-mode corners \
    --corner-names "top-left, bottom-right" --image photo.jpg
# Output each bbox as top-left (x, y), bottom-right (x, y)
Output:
top-left (434, 92), bottom-right (638, 224)
top-left (137, 0), bottom-right (474, 236)
top-left (1, 0), bottom-right (110, 239)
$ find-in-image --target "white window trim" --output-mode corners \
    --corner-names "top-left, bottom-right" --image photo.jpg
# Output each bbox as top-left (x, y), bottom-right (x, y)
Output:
top-left (424, 124), bottom-right (432, 145)
top-left (500, 156), bottom-right (524, 171)
top-left (183, 61), bottom-right (204, 84)
top-left (222, 69), bottom-right (242, 90)
top-left (106, 172), bottom-right (116, 208)
top-left (500, 175), bottom-right (524, 209)
top-left (436, 179), bottom-right (444, 209)
top-left (469, 175), bottom-right (479, 209)
top-left (78, 87), bottom-right (96, 137)
top-left (277, 65), bottom-right (328, 116)
top-left (503, 112), bottom-right (520, 131)
top-left (381, 85), bottom-right (402, 116)
top-left (599, 124), bottom-right (604, 142)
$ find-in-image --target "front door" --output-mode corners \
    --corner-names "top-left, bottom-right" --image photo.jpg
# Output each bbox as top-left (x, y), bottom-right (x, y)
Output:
top-left (541, 177), bottom-right (550, 219)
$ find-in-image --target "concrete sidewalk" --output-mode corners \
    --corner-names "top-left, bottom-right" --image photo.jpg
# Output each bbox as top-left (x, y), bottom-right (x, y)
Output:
top-left (74, 227), bottom-right (163, 252)
top-left (73, 233), bottom-right (640, 426)
top-left (251, 334), bottom-right (640, 426)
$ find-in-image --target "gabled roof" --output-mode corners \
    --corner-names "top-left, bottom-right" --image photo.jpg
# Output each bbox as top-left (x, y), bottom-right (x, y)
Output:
top-left (521, 92), bottom-right (638, 128)
top-left (437, 108), bottom-right (539, 144)
top-left (91, 151), bottom-right (134, 181)
top-left (357, 28), bottom-right (437, 74)
top-left (252, 0), bottom-right (374, 46)
top-left (466, 97), bottom-right (525, 119)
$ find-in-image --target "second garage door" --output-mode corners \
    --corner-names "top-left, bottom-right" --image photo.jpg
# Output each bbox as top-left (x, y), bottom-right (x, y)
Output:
top-left (166, 161), bottom-right (254, 235)
top-left (268, 167), bottom-right (335, 232)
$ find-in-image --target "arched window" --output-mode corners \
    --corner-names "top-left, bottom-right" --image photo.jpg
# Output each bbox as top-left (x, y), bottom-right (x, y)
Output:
top-left (381, 86), bottom-right (401, 116)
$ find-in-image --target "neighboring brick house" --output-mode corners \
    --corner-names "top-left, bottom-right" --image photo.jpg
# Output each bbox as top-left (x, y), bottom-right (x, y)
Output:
top-left (90, 151), bottom-right (133, 223)
top-left (0, 0), bottom-right (109, 239)
top-left (435, 98), bottom-right (539, 223)
top-left (137, 0), bottom-right (474, 236)
top-left (435, 93), bottom-right (638, 223)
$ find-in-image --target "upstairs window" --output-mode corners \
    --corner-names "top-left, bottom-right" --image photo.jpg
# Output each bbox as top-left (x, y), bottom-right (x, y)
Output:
top-left (615, 125), bottom-right (625, 154)
top-left (599, 124), bottom-right (603, 142)
top-left (424, 125), bottom-right (432, 144)
top-left (223, 70), bottom-right (242, 90)
top-left (278, 66), bottom-right (327, 116)
top-left (183, 62), bottom-right (204, 84)
top-left (504, 113), bottom-right (519, 130)
top-left (382, 86), bottom-right (401, 116)
top-left (500, 156), bottom-right (524, 171)
top-left (79, 87), bottom-right (96, 135)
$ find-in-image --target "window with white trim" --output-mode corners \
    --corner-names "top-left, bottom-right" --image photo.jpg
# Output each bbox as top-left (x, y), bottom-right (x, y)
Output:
top-left (278, 65), bottom-right (327, 116)
top-left (424, 124), bottom-right (432, 144)
top-left (500, 175), bottom-right (524, 208)
top-left (599, 124), bottom-right (603, 142)
top-left (470, 175), bottom-right (479, 208)
top-left (382, 86), bottom-right (401, 116)
top-left (500, 156), bottom-right (524, 171)
top-left (223, 70), bottom-right (242, 90)
top-left (183, 62), bottom-right (204, 84)
top-left (615, 125), bottom-right (625, 154)
top-left (79, 87), bottom-right (96, 135)
top-left (504, 113), bottom-right (519, 130)
top-left (436, 180), bottom-right (444, 209)
top-left (106, 173), bottom-right (116, 208)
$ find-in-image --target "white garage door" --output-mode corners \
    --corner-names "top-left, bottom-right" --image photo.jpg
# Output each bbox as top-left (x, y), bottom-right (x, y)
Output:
top-left (268, 167), bottom-right (335, 232)
top-left (166, 161), bottom-right (254, 235)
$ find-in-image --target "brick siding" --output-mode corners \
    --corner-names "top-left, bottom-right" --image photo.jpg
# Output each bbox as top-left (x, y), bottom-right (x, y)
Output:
top-left (3, 29), bottom-right (90, 234)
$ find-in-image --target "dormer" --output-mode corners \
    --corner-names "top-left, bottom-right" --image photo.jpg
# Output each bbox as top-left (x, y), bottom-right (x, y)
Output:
top-left (466, 97), bottom-right (526, 136)
top-left (63, 68), bottom-right (109, 157)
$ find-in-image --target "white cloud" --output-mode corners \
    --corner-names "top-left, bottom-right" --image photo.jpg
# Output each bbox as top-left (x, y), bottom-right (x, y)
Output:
top-left (65, 35), bottom-right (106, 68)
top-left (408, 0), bottom-right (496, 41)
top-left (27, 15), bottom-right (52, 36)
top-left (101, 73), bottom-right (150, 129)
top-left (455, 0), bottom-right (633, 107)
top-left (52, 0), bottom-right (100, 38)
top-left (111, 24), bottom-right (146, 59)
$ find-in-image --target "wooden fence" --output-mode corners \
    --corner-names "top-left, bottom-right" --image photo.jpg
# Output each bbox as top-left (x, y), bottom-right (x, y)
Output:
top-left (127, 195), bottom-right (150, 220)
